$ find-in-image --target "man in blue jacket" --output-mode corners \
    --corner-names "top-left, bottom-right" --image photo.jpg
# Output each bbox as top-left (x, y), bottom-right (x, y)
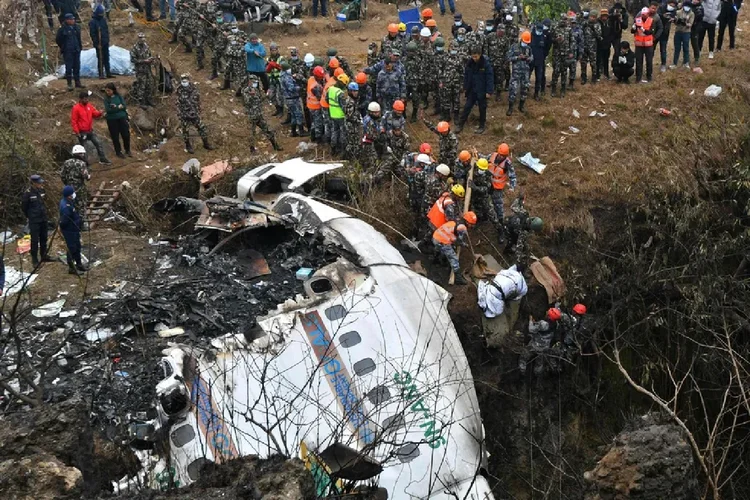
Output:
top-left (244, 33), bottom-right (269, 91)
top-left (89, 5), bottom-right (112, 79)
top-left (56, 14), bottom-right (83, 91)
top-left (59, 185), bottom-right (87, 276)
top-left (455, 47), bottom-right (494, 135)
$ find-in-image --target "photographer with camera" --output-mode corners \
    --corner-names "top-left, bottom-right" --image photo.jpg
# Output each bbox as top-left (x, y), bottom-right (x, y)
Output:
top-left (658, 0), bottom-right (678, 72)
top-left (672, 1), bottom-right (696, 68)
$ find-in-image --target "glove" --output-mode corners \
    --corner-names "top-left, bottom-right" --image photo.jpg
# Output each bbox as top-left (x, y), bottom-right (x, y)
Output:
top-left (644, 29), bottom-right (653, 35)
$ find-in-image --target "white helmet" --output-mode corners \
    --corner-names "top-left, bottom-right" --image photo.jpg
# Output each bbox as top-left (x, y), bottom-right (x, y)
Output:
top-left (436, 164), bottom-right (450, 176)
top-left (72, 145), bottom-right (86, 155)
top-left (416, 153), bottom-right (431, 165)
top-left (304, 53), bottom-right (314, 64)
top-left (420, 27), bottom-right (431, 37)
top-left (367, 102), bottom-right (381, 113)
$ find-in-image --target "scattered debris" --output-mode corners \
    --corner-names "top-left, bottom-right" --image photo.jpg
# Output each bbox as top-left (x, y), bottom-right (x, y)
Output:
top-left (693, 66), bottom-right (704, 74)
top-left (515, 123), bottom-right (523, 131)
top-left (157, 327), bottom-right (186, 338)
top-left (32, 299), bottom-right (67, 318)
top-left (0, 230), bottom-right (17, 244)
top-left (16, 236), bottom-right (31, 253)
top-left (519, 152), bottom-right (547, 174)
top-left (34, 74), bottom-right (58, 87)
top-left (2, 266), bottom-right (37, 296)
top-left (573, 109), bottom-right (580, 118)
top-left (200, 160), bottom-right (232, 187)
top-left (704, 84), bottom-right (722, 97)
top-left (588, 110), bottom-right (596, 117)
top-left (610, 120), bottom-right (618, 129)
top-left (569, 126), bottom-right (580, 134)
top-left (659, 108), bottom-right (672, 117)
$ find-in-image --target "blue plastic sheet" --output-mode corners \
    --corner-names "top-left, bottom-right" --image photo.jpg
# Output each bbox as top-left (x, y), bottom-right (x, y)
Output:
top-left (56, 46), bottom-right (135, 78)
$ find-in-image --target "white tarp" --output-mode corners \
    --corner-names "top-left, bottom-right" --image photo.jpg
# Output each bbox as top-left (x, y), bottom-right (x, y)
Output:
top-left (2, 266), bottom-right (37, 296)
top-left (56, 46), bottom-right (135, 78)
top-left (477, 265), bottom-right (528, 318)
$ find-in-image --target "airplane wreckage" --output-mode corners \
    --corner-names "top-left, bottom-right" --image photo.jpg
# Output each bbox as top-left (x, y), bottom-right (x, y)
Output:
top-left (118, 159), bottom-right (494, 499)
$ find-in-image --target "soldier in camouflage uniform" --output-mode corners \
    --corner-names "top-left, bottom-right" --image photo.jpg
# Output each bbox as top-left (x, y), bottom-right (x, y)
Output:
top-left (209, 12), bottom-right (229, 80)
top-left (402, 42), bottom-right (421, 122)
top-left (281, 61), bottom-right (308, 137)
top-left (569, 14), bottom-right (584, 90)
top-left (466, 23), bottom-right (486, 56)
top-left (60, 149), bottom-right (90, 213)
top-left (417, 29), bottom-right (435, 111)
top-left (366, 42), bottom-right (379, 99)
top-left (193, 0), bottom-right (213, 70)
top-left (469, 158), bottom-right (500, 231)
top-left (374, 120), bottom-right (411, 183)
top-left (222, 23), bottom-right (247, 94)
top-left (504, 192), bottom-right (543, 270)
top-left (375, 60), bottom-right (405, 115)
top-left (308, 67), bottom-right (326, 142)
top-left (380, 100), bottom-right (406, 134)
top-left (484, 24), bottom-right (509, 99)
top-left (422, 165), bottom-right (452, 219)
top-left (404, 153), bottom-right (430, 236)
top-left (267, 42), bottom-right (284, 116)
top-left (355, 72), bottom-right (373, 117)
top-left (381, 25), bottom-right (401, 59)
top-left (171, 0), bottom-right (195, 53)
top-left (176, 74), bottom-right (214, 153)
top-left (289, 48), bottom-right (310, 128)
top-left (422, 118), bottom-right (459, 169)
top-left (130, 33), bottom-right (156, 107)
top-left (14, 0), bottom-right (38, 49)
top-left (327, 48), bottom-right (352, 77)
top-left (439, 40), bottom-right (464, 122)
top-left (455, 27), bottom-right (470, 61)
top-left (242, 75), bottom-right (282, 152)
top-left (506, 32), bottom-right (533, 116)
top-left (581, 11), bottom-right (602, 84)
top-left (551, 15), bottom-right (575, 97)
top-left (344, 82), bottom-right (362, 160)
top-left (361, 102), bottom-right (382, 170)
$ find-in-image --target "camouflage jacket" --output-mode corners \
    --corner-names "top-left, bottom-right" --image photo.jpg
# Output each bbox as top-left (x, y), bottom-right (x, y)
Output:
top-left (388, 131), bottom-right (411, 159)
top-left (224, 32), bottom-right (246, 58)
top-left (242, 83), bottom-right (264, 120)
top-left (484, 33), bottom-right (508, 67)
top-left (551, 23), bottom-right (575, 59)
top-left (176, 83), bottom-right (201, 121)
top-left (582, 20), bottom-right (602, 50)
top-left (60, 158), bottom-right (89, 188)
top-left (423, 173), bottom-right (448, 212)
top-left (507, 43), bottom-right (534, 74)
top-left (130, 41), bottom-right (153, 72)
top-left (380, 110), bottom-right (406, 134)
top-left (438, 51), bottom-right (464, 87)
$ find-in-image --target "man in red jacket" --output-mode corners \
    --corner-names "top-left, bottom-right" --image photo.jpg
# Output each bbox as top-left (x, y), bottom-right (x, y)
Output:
top-left (71, 91), bottom-right (111, 165)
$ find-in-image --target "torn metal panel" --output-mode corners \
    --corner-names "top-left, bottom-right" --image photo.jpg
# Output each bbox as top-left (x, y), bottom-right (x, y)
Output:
top-left (195, 196), bottom-right (270, 232)
top-left (236, 157), bottom-right (343, 204)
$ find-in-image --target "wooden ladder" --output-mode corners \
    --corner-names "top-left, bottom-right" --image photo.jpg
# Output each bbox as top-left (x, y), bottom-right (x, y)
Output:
top-left (86, 181), bottom-right (121, 228)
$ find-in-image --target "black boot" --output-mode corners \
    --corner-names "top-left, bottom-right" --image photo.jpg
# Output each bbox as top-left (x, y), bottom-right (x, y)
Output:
top-left (297, 126), bottom-right (309, 137)
top-left (534, 89), bottom-right (540, 101)
top-left (506, 101), bottom-right (514, 116)
top-left (291, 125), bottom-right (299, 137)
top-left (273, 106), bottom-right (283, 117)
top-left (184, 43), bottom-right (193, 53)
top-left (169, 32), bottom-right (178, 44)
top-left (410, 106), bottom-right (417, 123)
top-left (75, 81), bottom-right (86, 88)
top-left (185, 139), bottom-right (194, 153)
top-left (560, 83), bottom-right (566, 98)
top-left (454, 121), bottom-right (464, 134)
top-left (281, 114), bottom-right (292, 125)
top-left (234, 87), bottom-right (242, 97)
top-left (519, 100), bottom-right (526, 113)
top-left (68, 264), bottom-right (83, 276)
top-left (197, 60), bottom-right (204, 71)
top-left (581, 73), bottom-right (587, 85)
top-left (209, 69), bottom-right (218, 80)
top-left (221, 78), bottom-right (231, 90)
top-left (550, 86), bottom-right (557, 97)
top-left (76, 262), bottom-right (89, 272)
top-left (568, 79), bottom-right (574, 91)
top-left (202, 137), bottom-right (214, 150)
top-left (495, 92), bottom-right (502, 102)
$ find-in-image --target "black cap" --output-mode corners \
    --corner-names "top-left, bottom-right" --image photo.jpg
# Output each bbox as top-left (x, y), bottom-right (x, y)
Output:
top-left (30, 174), bottom-right (44, 183)
top-left (64, 13), bottom-right (75, 19)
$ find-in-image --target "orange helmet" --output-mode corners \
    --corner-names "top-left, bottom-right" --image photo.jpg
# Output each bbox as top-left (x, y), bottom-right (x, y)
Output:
top-left (436, 121), bottom-right (450, 133)
top-left (425, 19), bottom-right (437, 28)
top-left (458, 150), bottom-right (471, 162)
top-left (333, 67), bottom-right (345, 77)
top-left (547, 308), bottom-right (562, 321)
top-left (328, 57), bottom-right (340, 69)
top-left (393, 100), bottom-right (405, 112)
top-left (497, 143), bottom-right (510, 155)
top-left (419, 143), bottom-right (432, 154)
top-left (463, 211), bottom-right (477, 225)
top-left (573, 304), bottom-right (587, 315)
top-left (521, 31), bottom-right (531, 44)
top-left (355, 72), bottom-right (367, 84)
top-left (422, 8), bottom-right (433, 18)
top-left (388, 23), bottom-right (399, 34)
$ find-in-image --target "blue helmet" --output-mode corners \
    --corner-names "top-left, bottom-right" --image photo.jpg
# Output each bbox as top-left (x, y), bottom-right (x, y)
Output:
top-left (348, 82), bottom-right (359, 91)
top-left (62, 185), bottom-right (75, 197)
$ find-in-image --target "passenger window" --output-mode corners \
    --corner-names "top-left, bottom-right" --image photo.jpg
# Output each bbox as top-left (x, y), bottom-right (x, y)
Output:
top-left (353, 358), bottom-right (376, 376)
top-left (395, 443), bottom-right (420, 463)
top-left (382, 414), bottom-right (405, 433)
top-left (339, 331), bottom-right (361, 348)
top-left (367, 385), bottom-right (391, 405)
top-left (171, 425), bottom-right (195, 448)
top-left (187, 457), bottom-right (210, 481)
top-left (311, 278), bottom-right (334, 294)
top-left (325, 304), bottom-right (347, 320)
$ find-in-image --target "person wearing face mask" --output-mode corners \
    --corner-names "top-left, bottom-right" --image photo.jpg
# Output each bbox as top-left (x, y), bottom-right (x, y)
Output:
top-left (403, 42), bottom-right (421, 122)
top-left (672, 1), bottom-right (695, 68)
top-left (222, 23), bottom-right (247, 94)
top-left (433, 38), bottom-right (449, 118)
top-left (550, 13), bottom-right (575, 97)
top-left (344, 82), bottom-right (363, 161)
top-left (438, 39), bottom-right (464, 122)
top-left (689, 0), bottom-right (705, 64)
top-left (581, 11), bottom-right (603, 84)
top-left (266, 42), bottom-right (284, 118)
top-left (175, 74), bottom-right (214, 153)
top-left (502, 12), bottom-right (519, 90)
top-left (506, 30), bottom-right (533, 115)
top-left (455, 48), bottom-right (494, 135)
top-left (699, 0), bottom-right (720, 59)
top-left (451, 13), bottom-right (472, 37)
top-left (455, 27), bottom-right (470, 60)
top-left (130, 33), bottom-right (156, 106)
top-left (612, 40), bottom-right (635, 82)
top-left (657, 0), bottom-right (678, 72)
top-left (597, 10), bottom-right (613, 79)
top-left (242, 75), bottom-right (282, 152)
top-left (530, 23), bottom-right (548, 100)
top-left (59, 186), bottom-right (87, 276)
top-left (281, 61), bottom-right (309, 138)
top-left (484, 24), bottom-right (509, 100)
top-left (209, 13), bottom-right (229, 80)
top-left (244, 33), bottom-right (268, 91)
top-left (631, 5), bottom-right (663, 82)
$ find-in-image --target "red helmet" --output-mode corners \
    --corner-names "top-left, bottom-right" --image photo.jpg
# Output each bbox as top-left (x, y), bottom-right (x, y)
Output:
top-left (419, 143), bottom-right (432, 154)
top-left (436, 121), bottom-right (450, 133)
top-left (313, 66), bottom-right (325, 78)
top-left (393, 100), bottom-right (405, 112)
top-left (355, 72), bottom-right (367, 84)
top-left (547, 308), bottom-right (562, 321)
top-left (422, 8), bottom-right (433, 18)
top-left (573, 304), bottom-right (587, 315)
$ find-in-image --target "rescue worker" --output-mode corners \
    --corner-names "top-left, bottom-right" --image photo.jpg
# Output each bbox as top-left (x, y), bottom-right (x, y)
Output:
top-left (361, 102), bottom-right (382, 170)
top-left (454, 27), bottom-right (470, 61)
top-left (130, 33), bottom-right (156, 106)
top-left (427, 185), bottom-right (465, 239)
top-left (432, 211), bottom-right (478, 286)
top-left (171, 0), bottom-right (195, 53)
top-left (569, 12), bottom-right (584, 90)
top-left (380, 100), bottom-right (406, 134)
top-left (222, 22), bottom-right (247, 95)
top-left (507, 31), bottom-right (533, 116)
top-left (266, 42), bottom-right (284, 117)
top-left (421, 7), bottom-right (434, 24)
top-left (366, 42), bottom-right (379, 97)
top-left (176, 74), bottom-right (214, 153)
top-left (328, 74), bottom-right (349, 155)
top-left (581, 11), bottom-right (603, 84)
top-left (632, 6), bottom-right (661, 82)
top-left (60, 144), bottom-right (91, 212)
top-left (289, 47), bottom-right (310, 130)
top-left (397, 22), bottom-right (409, 51)
top-left (423, 119), bottom-right (459, 168)
top-left (417, 28), bottom-right (435, 112)
top-left (455, 48), bottom-right (494, 135)
top-left (504, 192), bottom-right (543, 269)
top-left (452, 12), bottom-right (473, 37)
top-left (488, 143), bottom-right (517, 243)
top-left (423, 163), bottom-right (453, 219)
top-left (281, 61), bottom-right (308, 137)
top-left (551, 14), bottom-right (575, 97)
top-left (209, 12), bottom-right (228, 80)
top-left (484, 23), bottom-right (508, 100)
top-left (374, 123), bottom-right (410, 183)
top-left (21, 175), bottom-right (53, 268)
top-left (327, 48), bottom-right (352, 77)
top-left (89, 4), bottom-right (111, 79)
top-left (519, 308), bottom-right (559, 376)
top-left (344, 81), bottom-right (362, 160)
top-left (455, 150), bottom-right (472, 187)
top-left (355, 72), bottom-right (372, 117)
top-left (439, 40), bottom-right (464, 122)
top-left (425, 19), bottom-right (442, 42)
top-left (319, 60), bottom-right (339, 143)
top-left (376, 59), bottom-right (405, 114)
top-left (403, 42), bottom-right (422, 122)
top-left (59, 185), bottom-right (87, 276)
top-left (307, 66), bottom-right (326, 142)
top-left (469, 158), bottom-right (500, 230)
top-left (531, 22), bottom-right (549, 100)
top-left (405, 152), bottom-right (431, 235)
top-left (242, 75), bottom-right (282, 152)
top-left (56, 14), bottom-right (84, 91)
top-left (193, 0), bottom-right (212, 70)
top-left (71, 91), bottom-right (110, 165)
top-left (382, 23), bottom-right (401, 59)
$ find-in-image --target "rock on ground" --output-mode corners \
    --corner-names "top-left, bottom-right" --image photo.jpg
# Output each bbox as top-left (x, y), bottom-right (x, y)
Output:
top-left (584, 413), bottom-right (699, 499)
top-left (0, 453), bottom-right (82, 500)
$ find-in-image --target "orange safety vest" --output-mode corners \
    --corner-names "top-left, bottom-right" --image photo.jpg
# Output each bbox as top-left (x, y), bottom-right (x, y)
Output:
top-left (307, 76), bottom-right (322, 110)
top-left (488, 153), bottom-right (510, 190)
top-left (433, 220), bottom-right (466, 245)
top-left (320, 77), bottom-right (335, 109)
top-left (427, 192), bottom-right (454, 228)
top-left (634, 16), bottom-right (654, 47)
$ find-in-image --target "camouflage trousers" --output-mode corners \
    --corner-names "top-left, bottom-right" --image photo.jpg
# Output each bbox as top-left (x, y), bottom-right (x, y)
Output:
top-left (508, 70), bottom-right (530, 102)
top-left (438, 83), bottom-right (461, 121)
top-left (211, 41), bottom-right (226, 74)
top-left (434, 241), bottom-right (460, 272)
top-left (345, 120), bottom-right (361, 159)
top-left (360, 142), bottom-right (378, 170)
top-left (224, 57), bottom-right (246, 88)
top-left (194, 31), bottom-right (206, 68)
top-left (330, 118), bottom-right (346, 152)
top-left (406, 83), bottom-right (419, 117)
top-left (321, 110), bottom-right (332, 143)
top-left (492, 64), bottom-right (506, 94)
top-left (416, 83), bottom-right (431, 109)
top-left (472, 195), bottom-right (499, 228)
top-left (580, 47), bottom-right (598, 82)
top-left (286, 98), bottom-right (304, 126)
top-left (491, 189), bottom-right (507, 234)
top-left (131, 70), bottom-right (155, 105)
top-left (180, 117), bottom-right (208, 142)
top-left (373, 154), bottom-right (401, 183)
top-left (249, 115), bottom-right (275, 149)
top-left (309, 109), bottom-right (324, 141)
top-left (551, 56), bottom-right (571, 88)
